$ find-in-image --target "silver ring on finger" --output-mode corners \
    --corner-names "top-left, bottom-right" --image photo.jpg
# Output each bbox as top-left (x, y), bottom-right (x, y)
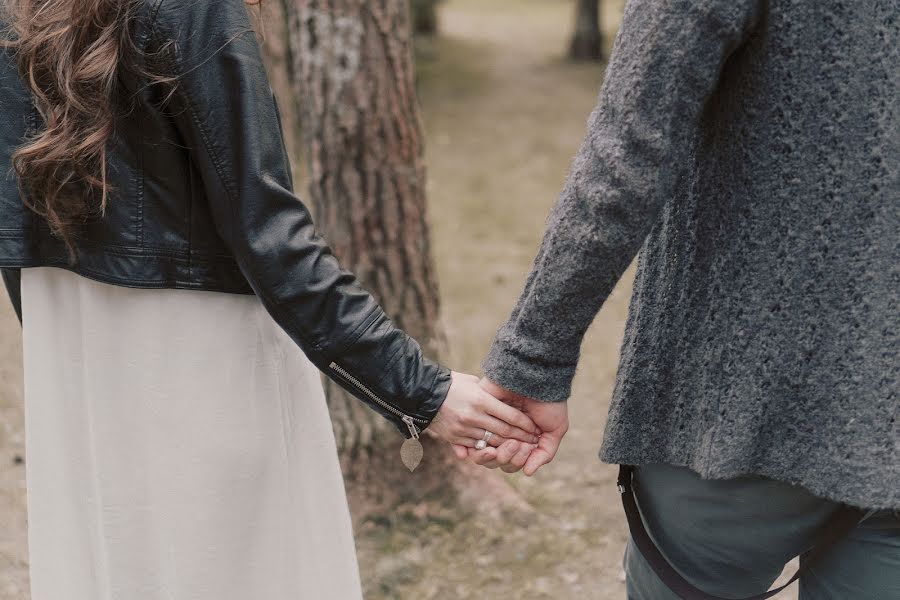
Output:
top-left (475, 430), bottom-right (494, 450)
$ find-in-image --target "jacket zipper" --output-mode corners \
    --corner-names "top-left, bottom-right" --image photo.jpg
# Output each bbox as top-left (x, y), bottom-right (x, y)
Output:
top-left (328, 361), bottom-right (427, 437)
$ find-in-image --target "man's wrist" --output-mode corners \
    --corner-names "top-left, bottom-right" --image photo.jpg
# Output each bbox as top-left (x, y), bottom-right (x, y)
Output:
top-left (482, 339), bottom-right (575, 402)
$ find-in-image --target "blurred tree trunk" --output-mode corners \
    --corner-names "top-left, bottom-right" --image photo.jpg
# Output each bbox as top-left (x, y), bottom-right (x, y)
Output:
top-left (411, 0), bottom-right (439, 35)
top-left (266, 0), bottom-right (523, 518)
top-left (259, 2), bottom-right (301, 161)
top-left (568, 0), bottom-right (603, 61)
top-left (286, 0), bottom-right (443, 456)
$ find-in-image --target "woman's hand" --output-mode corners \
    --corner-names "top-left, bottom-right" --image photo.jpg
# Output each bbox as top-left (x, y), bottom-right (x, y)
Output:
top-left (426, 372), bottom-right (541, 454)
top-left (463, 379), bottom-right (569, 476)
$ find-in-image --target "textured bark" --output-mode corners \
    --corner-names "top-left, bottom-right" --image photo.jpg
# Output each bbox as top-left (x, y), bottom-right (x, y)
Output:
top-left (568, 0), bottom-right (603, 61)
top-left (259, 1), bottom-right (301, 160)
top-left (263, 0), bottom-right (526, 518)
top-left (276, 0), bottom-right (462, 514)
top-left (285, 0), bottom-right (443, 445)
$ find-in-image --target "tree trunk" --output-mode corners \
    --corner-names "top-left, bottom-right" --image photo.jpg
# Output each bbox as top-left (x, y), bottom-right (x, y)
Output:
top-left (259, 1), bottom-right (301, 161)
top-left (411, 0), bottom-right (439, 36)
top-left (272, 0), bottom-right (526, 519)
top-left (568, 0), bottom-right (603, 61)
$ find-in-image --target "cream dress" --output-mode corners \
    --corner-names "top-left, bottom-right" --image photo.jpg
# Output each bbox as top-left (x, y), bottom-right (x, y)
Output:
top-left (21, 267), bottom-right (363, 600)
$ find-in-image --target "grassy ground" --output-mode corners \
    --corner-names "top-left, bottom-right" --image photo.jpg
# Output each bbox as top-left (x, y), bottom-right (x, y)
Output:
top-left (0, 1), bottom-right (801, 599)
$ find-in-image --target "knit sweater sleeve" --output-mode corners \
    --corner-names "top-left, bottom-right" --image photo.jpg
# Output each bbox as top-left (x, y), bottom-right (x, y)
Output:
top-left (483, 0), bottom-right (763, 401)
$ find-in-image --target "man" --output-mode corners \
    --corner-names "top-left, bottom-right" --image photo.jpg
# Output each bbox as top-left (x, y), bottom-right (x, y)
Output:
top-left (459, 1), bottom-right (899, 598)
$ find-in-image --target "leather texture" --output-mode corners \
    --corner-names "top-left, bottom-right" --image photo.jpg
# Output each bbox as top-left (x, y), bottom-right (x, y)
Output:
top-left (0, 0), bottom-right (451, 433)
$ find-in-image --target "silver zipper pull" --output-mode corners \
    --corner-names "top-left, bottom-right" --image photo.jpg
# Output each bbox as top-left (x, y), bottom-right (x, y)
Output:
top-left (400, 415), bottom-right (423, 472)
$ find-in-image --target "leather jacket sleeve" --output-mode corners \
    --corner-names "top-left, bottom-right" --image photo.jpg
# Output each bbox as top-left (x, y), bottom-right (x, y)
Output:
top-left (149, 0), bottom-right (450, 436)
top-left (2, 268), bottom-right (21, 325)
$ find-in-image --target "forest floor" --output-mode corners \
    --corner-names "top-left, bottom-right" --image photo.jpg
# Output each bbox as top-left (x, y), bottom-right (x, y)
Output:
top-left (0, 1), bottom-right (800, 599)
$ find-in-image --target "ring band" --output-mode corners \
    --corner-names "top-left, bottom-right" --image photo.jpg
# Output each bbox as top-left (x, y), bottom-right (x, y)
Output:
top-left (475, 430), bottom-right (494, 450)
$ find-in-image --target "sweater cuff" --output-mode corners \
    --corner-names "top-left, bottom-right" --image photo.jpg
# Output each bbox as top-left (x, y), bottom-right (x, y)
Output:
top-left (482, 339), bottom-right (575, 402)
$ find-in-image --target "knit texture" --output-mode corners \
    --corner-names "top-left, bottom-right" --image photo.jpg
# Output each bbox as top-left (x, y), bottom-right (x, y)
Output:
top-left (483, 0), bottom-right (899, 509)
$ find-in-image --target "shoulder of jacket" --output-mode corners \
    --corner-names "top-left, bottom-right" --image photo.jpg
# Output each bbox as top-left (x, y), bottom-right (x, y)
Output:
top-left (148, 0), bottom-right (256, 47)
top-left (149, 0), bottom-right (251, 24)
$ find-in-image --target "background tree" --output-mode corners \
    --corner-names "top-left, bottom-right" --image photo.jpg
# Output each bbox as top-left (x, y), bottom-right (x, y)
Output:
top-left (568, 0), bottom-right (603, 61)
top-left (263, 0), bottom-right (520, 517)
top-left (411, 0), bottom-right (439, 36)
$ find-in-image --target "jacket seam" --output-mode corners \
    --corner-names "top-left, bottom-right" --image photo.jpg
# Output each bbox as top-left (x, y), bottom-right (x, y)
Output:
top-left (186, 161), bottom-right (194, 280)
top-left (377, 336), bottom-right (410, 381)
top-left (325, 304), bottom-right (383, 358)
top-left (152, 13), bottom-right (244, 208)
top-left (158, 29), bottom-right (244, 260)
top-left (48, 263), bottom-right (176, 287)
top-left (0, 233), bottom-right (234, 260)
top-left (0, 231), bottom-right (228, 258)
top-left (132, 0), bottom-right (158, 251)
top-left (62, 243), bottom-right (236, 262)
top-left (0, 263), bottom-right (251, 292)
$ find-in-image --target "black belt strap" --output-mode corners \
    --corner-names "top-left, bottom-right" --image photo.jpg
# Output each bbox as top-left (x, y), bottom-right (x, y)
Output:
top-left (617, 465), bottom-right (867, 600)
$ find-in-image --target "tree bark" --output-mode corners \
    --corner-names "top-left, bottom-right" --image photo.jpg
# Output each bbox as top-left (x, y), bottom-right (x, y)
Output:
top-left (568, 0), bottom-right (603, 61)
top-left (262, 0), bottom-right (528, 519)
top-left (286, 0), bottom-right (443, 443)
top-left (259, 1), bottom-right (301, 161)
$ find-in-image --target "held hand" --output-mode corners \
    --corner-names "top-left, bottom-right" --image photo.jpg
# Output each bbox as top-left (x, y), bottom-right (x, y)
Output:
top-left (427, 372), bottom-right (541, 451)
top-left (460, 379), bottom-right (569, 476)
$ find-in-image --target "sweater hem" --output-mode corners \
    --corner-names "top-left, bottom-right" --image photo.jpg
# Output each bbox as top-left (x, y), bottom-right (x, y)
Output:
top-left (599, 444), bottom-right (900, 511)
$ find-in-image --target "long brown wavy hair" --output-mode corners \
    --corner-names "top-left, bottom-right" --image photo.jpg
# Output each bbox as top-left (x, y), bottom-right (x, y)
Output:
top-left (4, 0), bottom-right (262, 261)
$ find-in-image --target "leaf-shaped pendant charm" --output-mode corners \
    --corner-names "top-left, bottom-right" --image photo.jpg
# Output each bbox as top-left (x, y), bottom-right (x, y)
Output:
top-left (400, 437), bottom-right (423, 472)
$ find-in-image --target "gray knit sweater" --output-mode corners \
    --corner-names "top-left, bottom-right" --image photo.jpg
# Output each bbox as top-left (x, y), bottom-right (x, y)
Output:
top-left (483, 0), bottom-right (899, 509)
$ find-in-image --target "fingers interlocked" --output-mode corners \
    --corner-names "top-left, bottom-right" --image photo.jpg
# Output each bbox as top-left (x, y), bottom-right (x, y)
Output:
top-left (469, 439), bottom-right (535, 473)
top-left (430, 373), bottom-right (541, 456)
top-left (450, 391), bottom-right (540, 449)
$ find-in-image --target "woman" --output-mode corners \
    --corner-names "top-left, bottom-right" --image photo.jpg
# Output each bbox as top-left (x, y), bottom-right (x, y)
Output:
top-left (0, 1), bottom-right (540, 598)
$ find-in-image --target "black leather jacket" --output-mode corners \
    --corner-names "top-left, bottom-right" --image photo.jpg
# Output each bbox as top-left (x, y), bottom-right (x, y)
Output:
top-left (0, 0), bottom-right (451, 435)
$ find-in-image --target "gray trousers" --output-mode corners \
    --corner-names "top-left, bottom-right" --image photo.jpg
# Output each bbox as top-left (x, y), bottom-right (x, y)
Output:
top-left (625, 464), bottom-right (900, 600)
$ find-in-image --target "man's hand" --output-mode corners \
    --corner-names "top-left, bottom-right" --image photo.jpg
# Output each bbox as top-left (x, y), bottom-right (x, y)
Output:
top-left (454, 378), bottom-right (568, 476)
